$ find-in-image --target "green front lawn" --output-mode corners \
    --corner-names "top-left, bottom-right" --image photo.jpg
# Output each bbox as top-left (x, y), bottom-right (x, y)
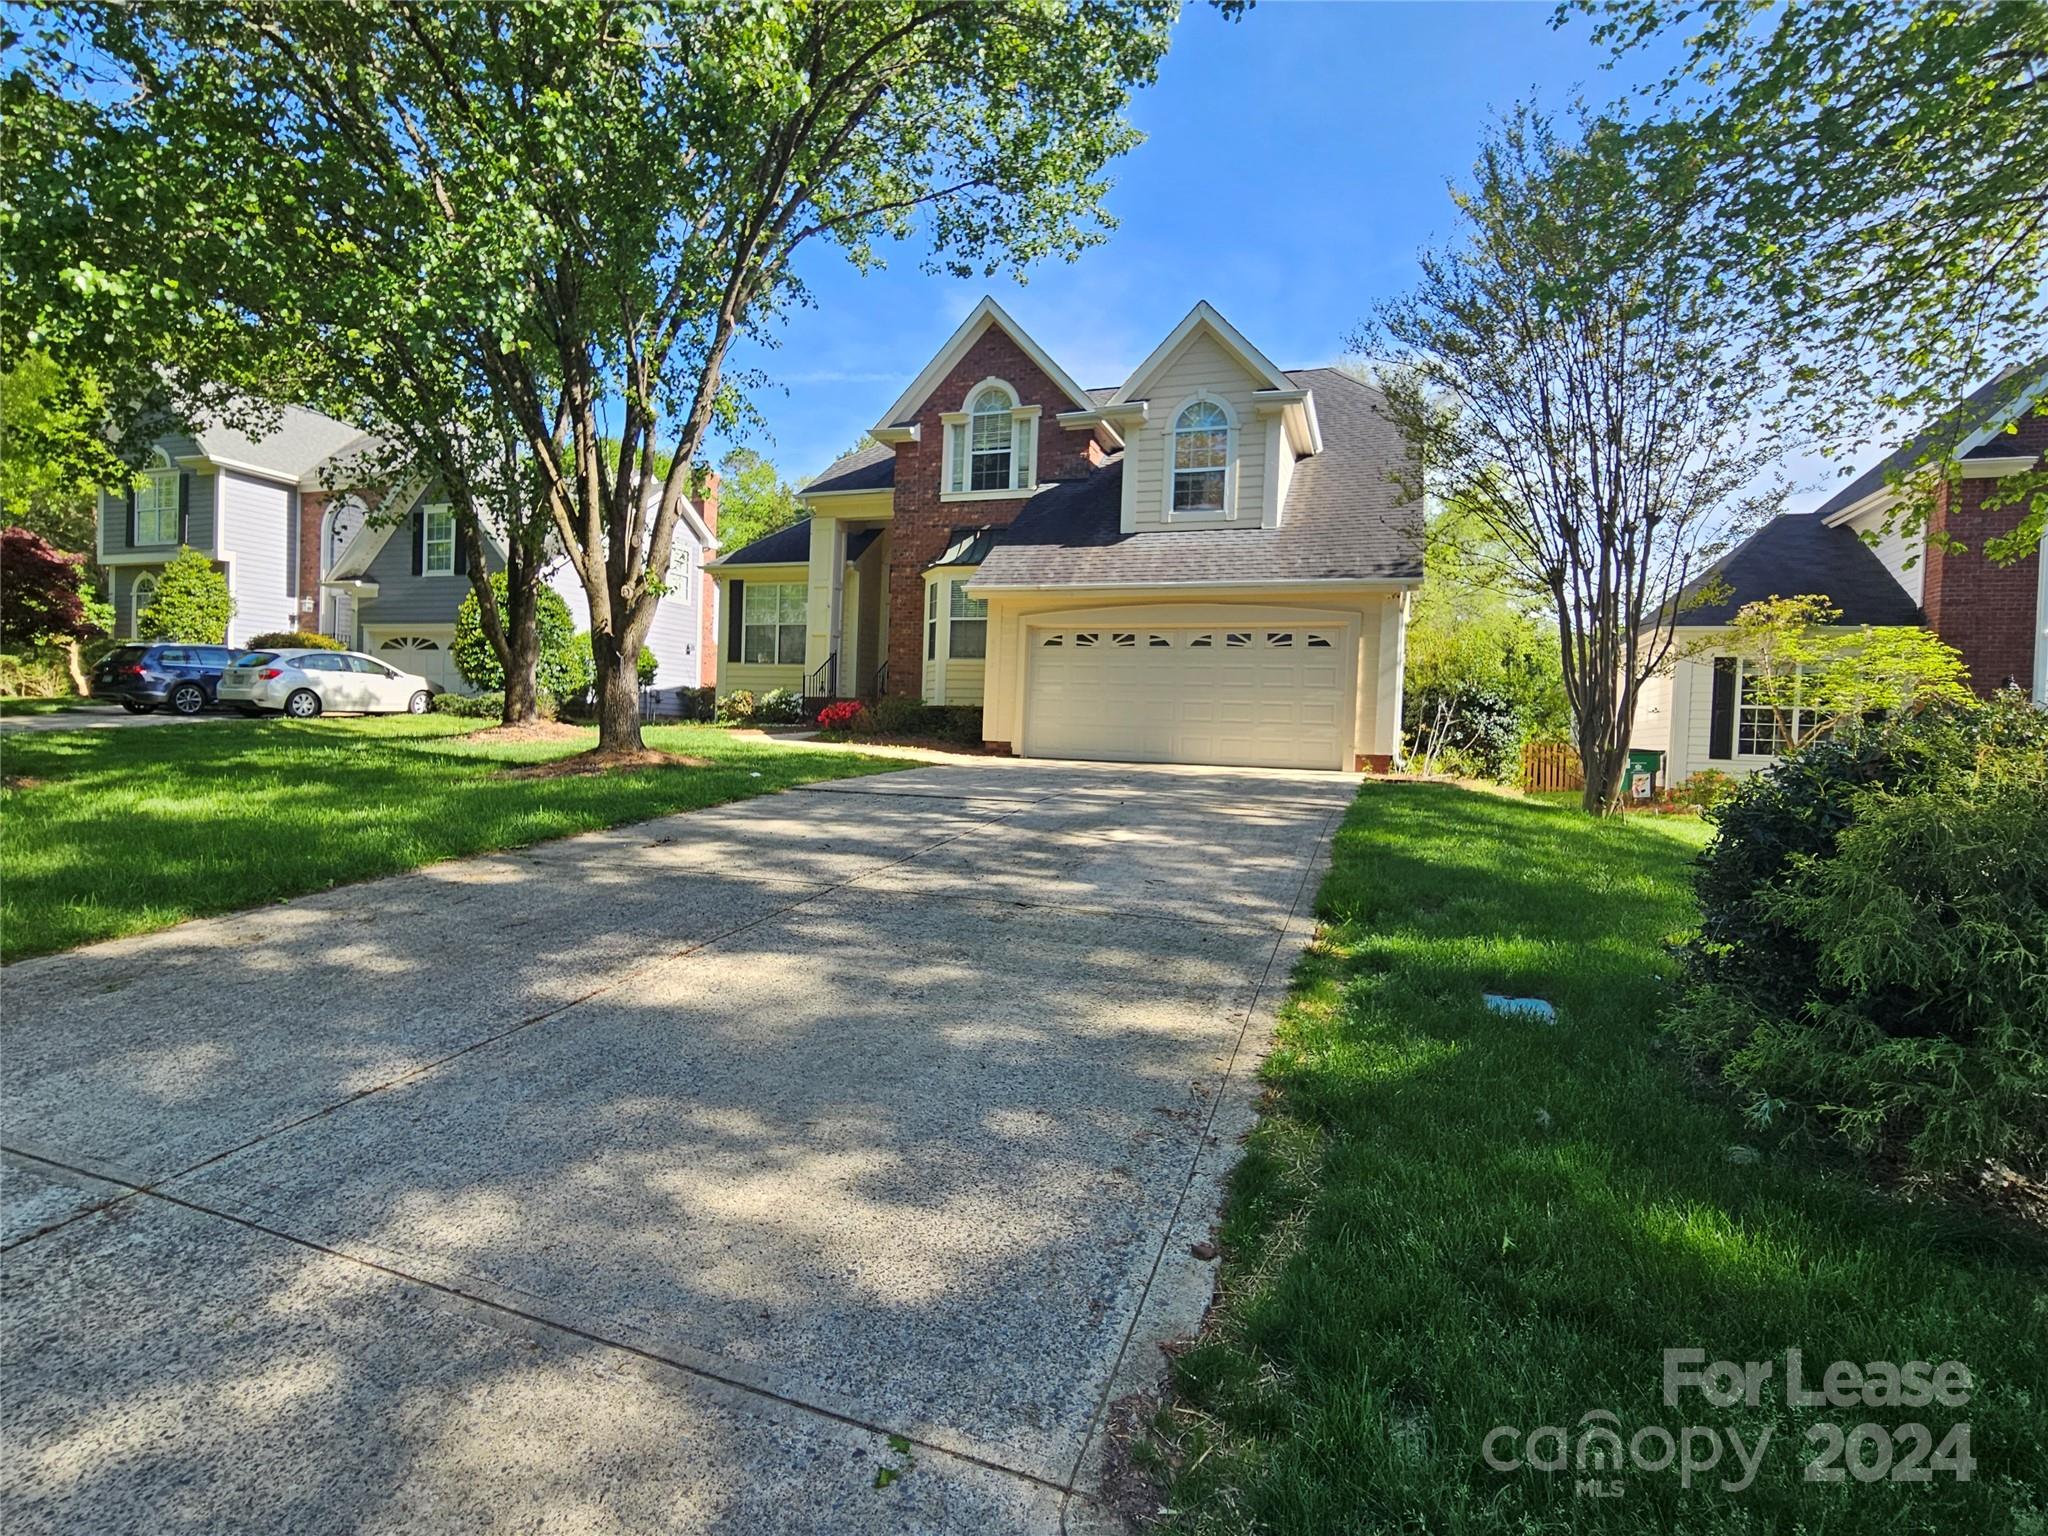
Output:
top-left (1162, 784), bottom-right (2045, 1534)
top-left (0, 715), bottom-right (901, 962)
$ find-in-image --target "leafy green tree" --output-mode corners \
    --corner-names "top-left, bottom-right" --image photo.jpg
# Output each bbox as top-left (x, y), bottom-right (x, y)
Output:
top-left (1570, 0), bottom-right (2048, 560)
top-left (454, 574), bottom-right (580, 698)
top-left (1694, 595), bottom-right (1974, 755)
top-left (716, 448), bottom-right (805, 557)
top-left (135, 548), bottom-right (233, 643)
top-left (0, 352), bottom-right (118, 560)
top-left (1363, 108), bottom-right (1780, 813)
top-left (10, 2), bottom-right (1183, 759)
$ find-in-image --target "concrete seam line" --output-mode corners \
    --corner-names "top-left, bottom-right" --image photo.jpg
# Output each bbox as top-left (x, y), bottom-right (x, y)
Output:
top-left (2, 791), bottom-right (1045, 1255)
top-left (1056, 799), bottom-right (1344, 1512)
top-left (0, 1144), bottom-right (1073, 1499)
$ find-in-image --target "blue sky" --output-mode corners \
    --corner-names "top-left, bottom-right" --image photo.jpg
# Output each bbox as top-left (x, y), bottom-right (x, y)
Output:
top-left (715, 2), bottom-right (1717, 487)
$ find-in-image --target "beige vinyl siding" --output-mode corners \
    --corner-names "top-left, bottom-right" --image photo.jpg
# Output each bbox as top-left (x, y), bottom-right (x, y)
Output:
top-left (1123, 330), bottom-right (1270, 531)
top-left (936, 659), bottom-right (983, 706)
top-left (713, 565), bottom-right (807, 698)
top-left (1843, 503), bottom-right (1924, 605)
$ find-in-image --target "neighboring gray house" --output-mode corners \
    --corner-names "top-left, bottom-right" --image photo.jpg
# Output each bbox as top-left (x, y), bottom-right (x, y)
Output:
top-left (96, 406), bottom-right (366, 646)
top-left (101, 403), bottom-right (720, 693)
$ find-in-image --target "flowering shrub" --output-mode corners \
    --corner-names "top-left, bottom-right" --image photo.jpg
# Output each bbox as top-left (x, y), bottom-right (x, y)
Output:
top-left (817, 700), bottom-right (864, 731)
top-left (1666, 768), bottom-right (1739, 811)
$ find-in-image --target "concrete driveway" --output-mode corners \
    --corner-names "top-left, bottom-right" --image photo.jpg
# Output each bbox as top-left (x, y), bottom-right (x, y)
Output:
top-left (0, 703), bottom-right (247, 733)
top-left (0, 762), bottom-right (1353, 1533)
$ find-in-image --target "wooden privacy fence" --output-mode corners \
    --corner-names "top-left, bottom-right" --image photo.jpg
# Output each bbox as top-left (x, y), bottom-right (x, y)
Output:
top-left (1520, 740), bottom-right (1584, 793)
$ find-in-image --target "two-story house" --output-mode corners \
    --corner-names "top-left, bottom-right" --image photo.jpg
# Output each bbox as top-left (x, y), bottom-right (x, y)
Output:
top-left (708, 297), bottom-right (1425, 771)
top-left (99, 404), bottom-right (720, 693)
top-left (1636, 360), bottom-right (2048, 782)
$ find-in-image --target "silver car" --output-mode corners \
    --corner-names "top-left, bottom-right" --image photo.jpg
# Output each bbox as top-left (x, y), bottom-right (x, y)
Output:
top-left (218, 649), bottom-right (439, 719)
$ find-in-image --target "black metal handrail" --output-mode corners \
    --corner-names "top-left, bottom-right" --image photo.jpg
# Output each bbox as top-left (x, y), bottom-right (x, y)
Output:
top-left (807, 653), bottom-right (838, 697)
top-left (871, 660), bottom-right (888, 699)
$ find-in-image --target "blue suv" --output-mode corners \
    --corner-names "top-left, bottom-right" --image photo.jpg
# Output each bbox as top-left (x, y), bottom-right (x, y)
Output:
top-left (91, 644), bottom-right (239, 715)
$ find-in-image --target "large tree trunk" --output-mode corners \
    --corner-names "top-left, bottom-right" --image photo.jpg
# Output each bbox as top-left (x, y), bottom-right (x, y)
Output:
top-left (499, 589), bottom-right (541, 726)
top-left (593, 630), bottom-right (644, 753)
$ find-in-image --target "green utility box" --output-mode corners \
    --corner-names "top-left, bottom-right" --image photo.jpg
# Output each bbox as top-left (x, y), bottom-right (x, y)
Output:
top-left (1626, 747), bottom-right (1666, 801)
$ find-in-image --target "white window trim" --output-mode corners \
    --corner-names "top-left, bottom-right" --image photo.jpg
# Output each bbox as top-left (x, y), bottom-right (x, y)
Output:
top-left (940, 378), bottom-right (1040, 501)
top-left (1733, 657), bottom-right (1805, 757)
top-left (136, 450), bottom-right (181, 546)
top-left (921, 569), bottom-right (987, 702)
top-left (422, 503), bottom-right (457, 577)
top-left (741, 580), bottom-right (806, 667)
top-left (1164, 394), bottom-right (1236, 522)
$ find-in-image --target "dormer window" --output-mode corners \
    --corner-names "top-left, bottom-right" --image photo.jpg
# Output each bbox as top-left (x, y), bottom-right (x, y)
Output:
top-left (942, 379), bottom-right (1038, 499)
top-left (1171, 399), bottom-right (1230, 516)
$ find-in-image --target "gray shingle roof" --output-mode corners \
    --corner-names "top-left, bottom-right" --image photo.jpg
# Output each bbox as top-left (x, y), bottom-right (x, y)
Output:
top-left (1813, 360), bottom-right (2046, 517)
top-left (1672, 514), bottom-right (1922, 626)
top-left (799, 439), bottom-right (896, 496)
top-left (972, 369), bottom-right (1424, 588)
top-left (191, 403), bottom-right (370, 484)
top-left (715, 517), bottom-right (878, 567)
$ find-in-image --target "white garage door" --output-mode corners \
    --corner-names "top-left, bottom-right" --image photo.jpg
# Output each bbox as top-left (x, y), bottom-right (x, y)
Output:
top-left (1023, 623), bottom-right (1352, 770)
top-left (367, 631), bottom-right (464, 693)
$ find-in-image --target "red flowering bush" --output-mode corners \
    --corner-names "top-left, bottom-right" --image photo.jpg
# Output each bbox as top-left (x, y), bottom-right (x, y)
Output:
top-left (816, 700), bottom-right (865, 731)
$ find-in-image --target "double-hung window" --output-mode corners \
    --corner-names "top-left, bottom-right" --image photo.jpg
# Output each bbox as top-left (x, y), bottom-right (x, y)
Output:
top-left (1171, 400), bottom-right (1229, 515)
top-left (743, 582), bottom-right (806, 665)
top-left (135, 453), bottom-right (180, 545)
top-left (422, 505), bottom-right (456, 575)
top-left (944, 381), bottom-right (1036, 496)
top-left (1736, 660), bottom-right (1803, 755)
top-left (947, 581), bottom-right (987, 658)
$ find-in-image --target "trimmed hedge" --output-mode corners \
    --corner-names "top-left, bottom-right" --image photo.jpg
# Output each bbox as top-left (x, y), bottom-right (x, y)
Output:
top-left (245, 630), bottom-right (344, 651)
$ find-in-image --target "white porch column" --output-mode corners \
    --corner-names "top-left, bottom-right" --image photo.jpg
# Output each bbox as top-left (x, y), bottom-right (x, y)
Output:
top-left (804, 513), bottom-right (847, 688)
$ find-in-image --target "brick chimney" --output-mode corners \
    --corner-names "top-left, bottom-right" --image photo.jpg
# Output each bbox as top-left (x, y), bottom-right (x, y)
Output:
top-left (696, 470), bottom-right (721, 689)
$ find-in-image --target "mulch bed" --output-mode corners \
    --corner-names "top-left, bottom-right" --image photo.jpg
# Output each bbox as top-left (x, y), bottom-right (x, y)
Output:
top-left (497, 745), bottom-right (710, 779)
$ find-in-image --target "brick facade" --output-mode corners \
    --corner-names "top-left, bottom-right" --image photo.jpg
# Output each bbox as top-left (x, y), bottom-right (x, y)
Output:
top-left (883, 326), bottom-right (1106, 698)
top-left (296, 490), bottom-right (330, 631)
top-left (1922, 412), bottom-right (2046, 696)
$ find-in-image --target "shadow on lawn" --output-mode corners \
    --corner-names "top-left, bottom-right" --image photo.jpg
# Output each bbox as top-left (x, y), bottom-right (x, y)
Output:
top-left (0, 766), bottom-right (1352, 1530)
top-left (1171, 781), bottom-right (2047, 1536)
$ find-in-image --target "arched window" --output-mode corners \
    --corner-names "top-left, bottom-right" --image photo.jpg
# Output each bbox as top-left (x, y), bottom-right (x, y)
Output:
top-left (1172, 400), bottom-right (1230, 515)
top-left (130, 572), bottom-right (158, 638)
top-left (943, 379), bottom-right (1036, 496)
top-left (134, 448), bottom-right (181, 545)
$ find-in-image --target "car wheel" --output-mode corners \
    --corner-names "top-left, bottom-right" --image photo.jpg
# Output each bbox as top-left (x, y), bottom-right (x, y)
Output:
top-left (284, 688), bottom-right (322, 720)
top-left (169, 682), bottom-right (207, 716)
top-left (408, 690), bottom-right (433, 715)
top-left (120, 700), bottom-right (152, 715)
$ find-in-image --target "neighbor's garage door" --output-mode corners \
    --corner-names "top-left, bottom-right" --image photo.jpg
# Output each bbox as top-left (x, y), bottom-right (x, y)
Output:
top-left (1023, 623), bottom-right (1352, 770)
top-left (365, 630), bottom-right (464, 694)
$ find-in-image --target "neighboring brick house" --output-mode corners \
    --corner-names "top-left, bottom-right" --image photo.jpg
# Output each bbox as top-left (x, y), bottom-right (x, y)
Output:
top-left (101, 402), bottom-right (720, 693)
top-left (1635, 360), bottom-right (2048, 784)
top-left (708, 296), bottom-right (1425, 771)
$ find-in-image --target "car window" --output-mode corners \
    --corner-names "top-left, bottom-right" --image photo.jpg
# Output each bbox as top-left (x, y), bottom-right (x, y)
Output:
top-left (234, 652), bottom-right (276, 667)
top-left (157, 648), bottom-right (189, 666)
top-left (196, 647), bottom-right (233, 667)
top-left (348, 656), bottom-right (397, 677)
top-left (103, 646), bottom-right (151, 666)
top-left (297, 654), bottom-right (344, 672)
